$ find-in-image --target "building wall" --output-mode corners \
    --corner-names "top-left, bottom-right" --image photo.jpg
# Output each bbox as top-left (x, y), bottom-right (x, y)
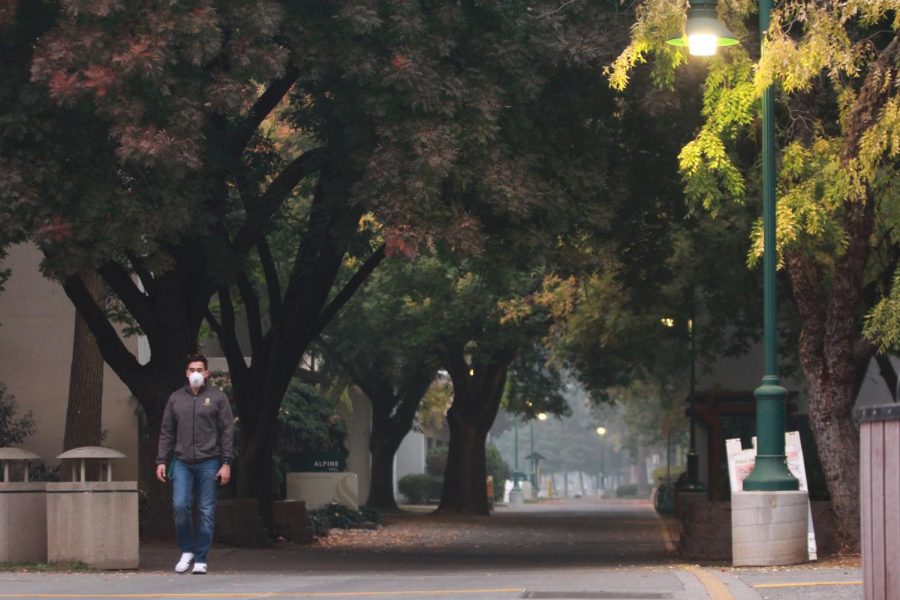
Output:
top-left (393, 430), bottom-right (426, 501)
top-left (0, 244), bottom-right (139, 480)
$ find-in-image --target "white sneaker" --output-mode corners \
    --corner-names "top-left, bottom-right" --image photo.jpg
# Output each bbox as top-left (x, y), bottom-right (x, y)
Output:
top-left (192, 562), bottom-right (207, 575)
top-left (174, 552), bottom-right (194, 573)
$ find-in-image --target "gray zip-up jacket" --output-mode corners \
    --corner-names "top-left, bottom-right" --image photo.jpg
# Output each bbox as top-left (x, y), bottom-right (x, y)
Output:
top-left (155, 384), bottom-right (234, 466)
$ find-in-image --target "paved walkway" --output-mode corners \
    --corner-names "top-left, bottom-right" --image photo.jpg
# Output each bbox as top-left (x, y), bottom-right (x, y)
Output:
top-left (0, 498), bottom-right (862, 599)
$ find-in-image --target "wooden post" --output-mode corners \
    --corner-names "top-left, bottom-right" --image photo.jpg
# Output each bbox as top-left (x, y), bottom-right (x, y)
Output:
top-left (856, 404), bottom-right (900, 599)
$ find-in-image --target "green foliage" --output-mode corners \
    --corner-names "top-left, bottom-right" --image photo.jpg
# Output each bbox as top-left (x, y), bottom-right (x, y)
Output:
top-left (277, 380), bottom-right (347, 457)
top-left (865, 268), bottom-right (900, 353)
top-left (651, 464), bottom-right (684, 485)
top-left (485, 444), bottom-right (511, 501)
top-left (425, 446), bottom-right (448, 478)
top-left (615, 484), bottom-right (639, 498)
top-left (397, 473), bottom-right (442, 505)
top-left (0, 383), bottom-right (35, 447)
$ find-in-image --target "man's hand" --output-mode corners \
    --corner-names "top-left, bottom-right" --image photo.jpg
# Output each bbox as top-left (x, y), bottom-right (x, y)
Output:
top-left (156, 463), bottom-right (167, 483)
top-left (217, 463), bottom-right (231, 486)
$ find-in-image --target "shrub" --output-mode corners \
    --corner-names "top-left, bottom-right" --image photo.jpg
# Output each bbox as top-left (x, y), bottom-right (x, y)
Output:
top-left (486, 444), bottom-right (511, 501)
top-left (398, 473), bottom-right (442, 504)
top-left (0, 383), bottom-right (35, 447)
top-left (615, 484), bottom-right (638, 498)
top-left (651, 465), bottom-right (684, 486)
top-left (308, 503), bottom-right (379, 537)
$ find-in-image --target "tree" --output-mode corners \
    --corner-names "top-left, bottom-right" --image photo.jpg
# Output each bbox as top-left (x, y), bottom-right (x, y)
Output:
top-left (420, 258), bottom-right (577, 514)
top-left (1, 1), bottom-right (621, 527)
top-left (318, 256), bottom-right (443, 510)
top-left (0, 383), bottom-right (35, 448)
top-left (609, 0), bottom-right (900, 550)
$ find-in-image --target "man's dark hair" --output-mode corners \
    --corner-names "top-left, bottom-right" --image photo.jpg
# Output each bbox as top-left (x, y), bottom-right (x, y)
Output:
top-left (186, 353), bottom-right (208, 369)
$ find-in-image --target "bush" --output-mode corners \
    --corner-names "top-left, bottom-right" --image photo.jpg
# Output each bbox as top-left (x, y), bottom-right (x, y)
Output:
top-left (0, 383), bottom-right (35, 447)
top-left (651, 465), bottom-right (685, 485)
top-left (308, 503), bottom-right (379, 537)
top-left (398, 473), bottom-right (442, 504)
top-left (486, 444), bottom-right (510, 501)
top-left (615, 484), bottom-right (638, 498)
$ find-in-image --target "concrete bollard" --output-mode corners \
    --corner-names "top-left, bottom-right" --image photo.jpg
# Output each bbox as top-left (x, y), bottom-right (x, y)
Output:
top-left (46, 447), bottom-right (138, 569)
top-left (0, 448), bottom-right (46, 563)
top-left (731, 490), bottom-right (808, 566)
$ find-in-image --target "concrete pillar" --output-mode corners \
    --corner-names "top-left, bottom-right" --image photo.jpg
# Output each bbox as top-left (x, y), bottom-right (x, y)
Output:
top-left (731, 490), bottom-right (808, 566)
top-left (346, 387), bottom-right (371, 506)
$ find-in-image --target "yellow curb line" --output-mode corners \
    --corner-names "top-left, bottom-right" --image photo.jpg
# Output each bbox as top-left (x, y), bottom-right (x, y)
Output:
top-left (685, 567), bottom-right (734, 600)
top-left (0, 589), bottom-right (527, 599)
top-left (752, 581), bottom-right (862, 589)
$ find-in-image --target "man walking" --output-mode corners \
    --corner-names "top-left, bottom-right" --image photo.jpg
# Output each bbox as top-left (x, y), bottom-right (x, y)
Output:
top-left (156, 354), bottom-right (234, 574)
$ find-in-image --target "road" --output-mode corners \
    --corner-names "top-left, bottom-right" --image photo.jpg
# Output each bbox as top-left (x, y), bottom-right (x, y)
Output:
top-left (0, 498), bottom-right (861, 600)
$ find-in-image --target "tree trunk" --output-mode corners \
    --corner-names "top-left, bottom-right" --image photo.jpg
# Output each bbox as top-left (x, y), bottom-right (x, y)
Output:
top-left (142, 428), bottom-right (174, 540)
top-left (439, 412), bottom-right (490, 514)
top-left (804, 373), bottom-right (861, 550)
top-left (236, 424), bottom-right (276, 528)
top-left (437, 348), bottom-right (511, 514)
top-left (637, 446), bottom-right (650, 498)
top-left (367, 435), bottom-right (401, 510)
top-left (64, 270), bottom-right (104, 480)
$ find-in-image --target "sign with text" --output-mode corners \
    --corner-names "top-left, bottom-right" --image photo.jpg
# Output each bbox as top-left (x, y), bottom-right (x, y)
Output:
top-left (726, 432), bottom-right (817, 561)
top-left (293, 452), bottom-right (345, 473)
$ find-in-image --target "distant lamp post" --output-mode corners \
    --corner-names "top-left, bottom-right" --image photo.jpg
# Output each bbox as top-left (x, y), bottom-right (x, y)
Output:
top-left (596, 426), bottom-right (607, 493)
top-left (667, 0), bottom-right (807, 568)
top-left (509, 419), bottom-right (525, 504)
top-left (683, 319), bottom-right (705, 492)
top-left (529, 413), bottom-right (548, 490)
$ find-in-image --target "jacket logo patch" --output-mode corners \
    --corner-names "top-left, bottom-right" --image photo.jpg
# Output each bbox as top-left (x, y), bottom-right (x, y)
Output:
top-left (204, 398), bottom-right (211, 406)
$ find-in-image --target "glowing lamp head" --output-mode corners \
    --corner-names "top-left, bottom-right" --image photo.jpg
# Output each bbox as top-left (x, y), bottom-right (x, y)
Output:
top-left (666, 2), bottom-right (739, 56)
top-left (537, 412), bottom-right (548, 421)
top-left (596, 426), bottom-right (607, 436)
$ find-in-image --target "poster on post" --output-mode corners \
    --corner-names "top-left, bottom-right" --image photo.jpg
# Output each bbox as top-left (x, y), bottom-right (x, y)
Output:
top-left (725, 432), bottom-right (817, 561)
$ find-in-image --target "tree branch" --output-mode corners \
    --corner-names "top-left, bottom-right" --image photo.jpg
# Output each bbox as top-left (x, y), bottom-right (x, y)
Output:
top-left (232, 148), bottom-right (327, 256)
top-left (62, 273), bottom-right (143, 392)
top-left (229, 63), bottom-right (300, 157)
top-left (97, 261), bottom-right (163, 345)
top-left (308, 244), bottom-right (387, 340)
top-left (257, 237), bottom-right (282, 318)
top-left (235, 271), bottom-right (265, 360)
top-left (210, 286), bottom-right (251, 402)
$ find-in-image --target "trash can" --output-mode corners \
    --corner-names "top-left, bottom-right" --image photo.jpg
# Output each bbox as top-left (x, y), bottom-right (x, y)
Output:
top-left (46, 447), bottom-right (138, 569)
top-left (855, 392), bottom-right (900, 599)
top-left (0, 448), bottom-right (46, 563)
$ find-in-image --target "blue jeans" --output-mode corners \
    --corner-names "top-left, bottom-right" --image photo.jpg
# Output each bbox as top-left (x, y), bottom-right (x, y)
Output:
top-left (171, 458), bottom-right (220, 563)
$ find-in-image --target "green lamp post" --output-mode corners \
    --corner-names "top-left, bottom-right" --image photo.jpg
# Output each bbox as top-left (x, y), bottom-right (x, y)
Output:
top-left (667, 0), bottom-right (798, 492)
top-left (596, 426), bottom-right (607, 493)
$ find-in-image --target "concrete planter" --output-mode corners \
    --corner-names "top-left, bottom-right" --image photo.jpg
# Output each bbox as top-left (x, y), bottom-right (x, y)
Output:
top-left (46, 447), bottom-right (138, 569)
top-left (285, 472), bottom-right (359, 510)
top-left (0, 448), bottom-right (46, 563)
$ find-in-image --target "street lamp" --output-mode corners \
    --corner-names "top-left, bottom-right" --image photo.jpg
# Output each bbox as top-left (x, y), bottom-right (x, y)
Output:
top-left (596, 426), bottom-right (607, 493)
top-left (667, 0), bottom-right (797, 494)
top-left (528, 413), bottom-right (547, 494)
top-left (667, 0), bottom-right (807, 568)
top-left (666, 0), bottom-right (739, 56)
